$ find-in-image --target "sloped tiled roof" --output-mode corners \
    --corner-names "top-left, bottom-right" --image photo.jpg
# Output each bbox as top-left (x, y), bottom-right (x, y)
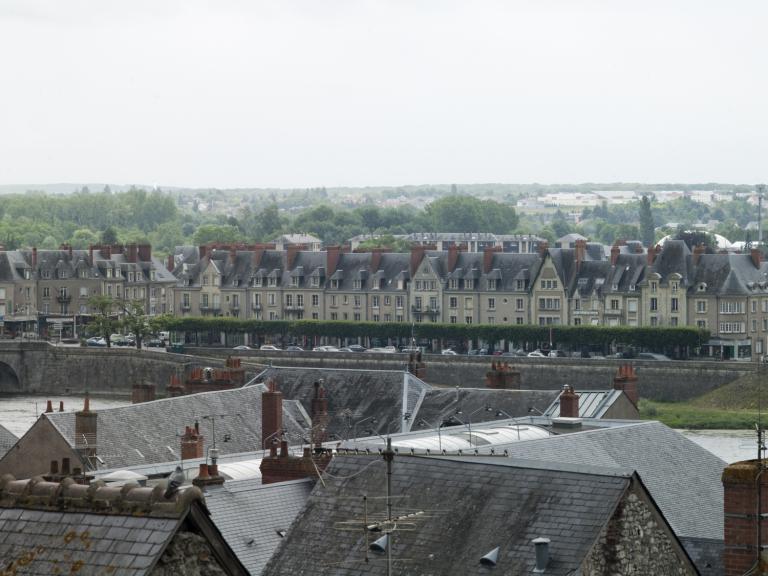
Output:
top-left (0, 424), bottom-right (17, 459)
top-left (263, 455), bottom-right (631, 576)
top-left (44, 386), bottom-right (308, 470)
top-left (206, 477), bottom-right (314, 574)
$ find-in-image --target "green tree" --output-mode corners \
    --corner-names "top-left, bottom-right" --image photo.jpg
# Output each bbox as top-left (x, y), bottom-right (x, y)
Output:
top-left (639, 195), bottom-right (655, 247)
top-left (357, 235), bottom-right (412, 252)
top-left (87, 295), bottom-right (119, 347)
top-left (101, 226), bottom-right (118, 245)
top-left (121, 300), bottom-right (152, 349)
top-left (192, 224), bottom-right (243, 245)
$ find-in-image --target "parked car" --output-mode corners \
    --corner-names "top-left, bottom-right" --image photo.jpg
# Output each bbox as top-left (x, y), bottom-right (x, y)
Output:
top-left (441, 349), bottom-right (458, 356)
top-left (401, 346), bottom-right (421, 353)
top-left (285, 345), bottom-right (304, 352)
top-left (366, 346), bottom-right (397, 353)
top-left (146, 338), bottom-right (164, 348)
top-left (260, 345), bottom-right (282, 351)
top-left (637, 352), bottom-right (672, 361)
top-left (312, 345), bottom-right (340, 352)
top-left (233, 345), bottom-right (252, 350)
top-left (86, 337), bottom-right (107, 347)
top-left (527, 350), bottom-right (547, 358)
top-left (346, 344), bottom-right (367, 353)
top-left (548, 350), bottom-right (566, 358)
top-left (467, 348), bottom-right (489, 356)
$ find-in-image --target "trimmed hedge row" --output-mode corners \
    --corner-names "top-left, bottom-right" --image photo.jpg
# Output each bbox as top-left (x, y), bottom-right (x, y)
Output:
top-left (156, 315), bottom-right (709, 350)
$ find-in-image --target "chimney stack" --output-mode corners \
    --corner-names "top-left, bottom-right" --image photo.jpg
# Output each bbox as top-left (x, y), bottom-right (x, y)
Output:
top-left (485, 362), bottom-right (521, 390)
top-left (751, 248), bottom-right (762, 269)
top-left (538, 240), bottom-right (549, 258)
top-left (447, 244), bottom-right (460, 273)
top-left (59, 401), bottom-right (64, 412)
top-left (483, 246), bottom-right (501, 274)
top-left (311, 380), bottom-right (329, 448)
top-left (199, 245), bottom-right (208, 260)
top-left (574, 239), bottom-right (587, 272)
top-left (722, 460), bottom-right (768, 575)
top-left (326, 245), bottom-right (341, 277)
top-left (559, 384), bottom-right (579, 418)
top-left (410, 245), bottom-right (426, 276)
top-left (181, 422), bottom-right (205, 460)
top-left (32, 247), bottom-right (37, 267)
top-left (45, 400), bottom-right (53, 413)
top-left (167, 253), bottom-right (174, 272)
top-left (74, 395), bottom-right (97, 469)
top-left (138, 244), bottom-right (151, 262)
top-left (647, 244), bottom-right (660, 265)
top-left (370, 249), bottom-right (384, 273)
top-left (61, 457), bottom-right (71, 475)
top-left (286, 244), bottom-right (302, 269)
top-left (89, 245), bottom-right (94, 265)
top-left (131, 383), bottom-right (156, 404)
top-left (262, 380), bottom-right (283, 449)
top-left (127, 243), bottom-right (138, 263)
top-left (613, 364), bottom-right (639, 408)
top-left (610, 244), bottom-right (620, 266)
top-left (693, 243), bottom-right (706, 266)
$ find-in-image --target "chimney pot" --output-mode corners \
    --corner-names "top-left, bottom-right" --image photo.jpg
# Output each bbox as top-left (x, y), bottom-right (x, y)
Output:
top-left (280, 440), bottom-right (289, 457)
top-left (61, 458), bottom-right (71, 475)
top-left (532, 537), bottom-right (551, 573)
top-left (197, 463), bottom-right (210, 479)
top-left (59, 401), bottom-right (64, 412)
top-left (45, 400), bottom-right (53, 413)
top-left (50, 460), bottom-right (59, 475)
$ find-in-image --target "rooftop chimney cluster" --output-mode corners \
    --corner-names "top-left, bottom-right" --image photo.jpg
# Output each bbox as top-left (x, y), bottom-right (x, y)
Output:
top-left (485, 361), bottom-right (521, 390)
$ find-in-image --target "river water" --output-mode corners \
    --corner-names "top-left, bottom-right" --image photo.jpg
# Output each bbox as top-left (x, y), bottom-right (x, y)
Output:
top-left (0, 395), bottom-right (760, 463)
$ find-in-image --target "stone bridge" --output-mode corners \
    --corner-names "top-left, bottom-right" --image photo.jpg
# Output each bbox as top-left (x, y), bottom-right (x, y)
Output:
top-left (0, 342), bottom-right (240, 397)
top-left (0, 342), bottom-right (755, 402)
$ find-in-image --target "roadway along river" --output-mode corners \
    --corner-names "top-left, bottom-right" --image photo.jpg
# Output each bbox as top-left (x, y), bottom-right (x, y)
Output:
top-left (0, 395), bottom-right (759, 463)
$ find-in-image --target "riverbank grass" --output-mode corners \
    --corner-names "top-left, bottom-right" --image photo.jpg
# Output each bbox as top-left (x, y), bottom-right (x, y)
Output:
top-left (639, 399), bottom-right (758, 429)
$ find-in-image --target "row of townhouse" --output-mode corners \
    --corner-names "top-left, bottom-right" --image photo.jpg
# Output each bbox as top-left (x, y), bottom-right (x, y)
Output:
top-left (0, 244), bottom-right (176, 338)
top-left (170, 240), bottom-right (768, 358)
top-left (0, 238), bottom-right (763, 357)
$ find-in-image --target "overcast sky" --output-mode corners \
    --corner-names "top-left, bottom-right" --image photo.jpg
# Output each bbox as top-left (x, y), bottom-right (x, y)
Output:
top-left (0, 0), bottom-right (765, 189)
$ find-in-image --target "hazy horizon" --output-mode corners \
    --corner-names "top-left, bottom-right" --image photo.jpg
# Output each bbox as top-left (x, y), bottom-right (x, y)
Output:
top-left (2, 0), bottom-right (766, 189)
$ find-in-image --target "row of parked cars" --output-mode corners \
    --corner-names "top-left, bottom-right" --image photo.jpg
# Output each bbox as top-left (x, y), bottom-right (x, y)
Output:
top-left (233, 344), bottom-right (407, 354)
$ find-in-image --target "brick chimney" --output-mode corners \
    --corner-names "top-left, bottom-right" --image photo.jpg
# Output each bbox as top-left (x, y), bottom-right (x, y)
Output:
top-left (326, 246), bottom-right (341, 277)
top-left (138, 244), bottom-right (151, 262)
top-left (166, 253), bottom-right (174, 272)
top-left (574, 239), bottom-right (587, 272)
top-left (483, 246), bottom-right (501, 274)
top-left (448, 244), bottom-right (460, 273)
top-left (407, 351), bottom-right (426, 379)
top-left (199, 245), bottom-right (208, 260)
top-left (410, 245), bottom-right (426, 276)
top-left (610, 244), bottom-right (620, 266)
top-left (262, 380), bottom-right (283, 449)
top-left (647, 244), bottom-right (660, 265)
top-left (127, 243), bottom-right (138, 263)
top-left (181, 421), bottom-right (205, 460)
top-left (74, 395), bottom-right (97, 468)
top-left (310, 380), bottom-right (329, 448)
top-left (192, 462), bottom-right (225, 487)
top-left (538, 240), bottom-right (549, 258)
top-left (89, 245), bottom-right (95, 265)
top-left (722, 459), bottom-right (768, 575)
top-left (168, 374), bottom-right (185, 397)
top-left (286, 244), bottom-right (302, 269)
top-left (485, 361), bottom-right (521, 390)
top-left (692, 243), bottom-right (705, 266)
top-left (45, 400), bottom-right (53, 413)
top-left (131, 383), bottom-right (156, 404)
top-left (370, 249), bottom-right (384, 273)
top-left (613, 364), bottom-right (639, 408)
top-left (260, 445), bottom-right (333, 485)
top-left (752, 248), bottom-right (762, 269)
top-left (559, 384), bottom-right (579, 418)
top-left (32, 246), bottom-right (37, 267)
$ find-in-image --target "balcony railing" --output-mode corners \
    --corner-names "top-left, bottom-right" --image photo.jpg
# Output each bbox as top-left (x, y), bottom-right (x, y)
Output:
top-left (56, 295), bottom-right (72, 304)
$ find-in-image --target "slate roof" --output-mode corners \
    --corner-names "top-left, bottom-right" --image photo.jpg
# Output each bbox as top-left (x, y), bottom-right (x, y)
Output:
top-left (255, 366), bottom-right (430, 437)
top-left (262, 455), bottom-right (632, 576)
top-left (0, 474), bottom-right (246, 575)
top-left (0, 423), bottom-right (18, 459)
top-left (498, 421), bottom-right (724, 542)
top-left (543, 389), bottom-right (625, 418)
top-left (205, 477), bottom-right (314, 575)
top-left (692, 252), bottom-right (768, 296)
top-left (44, 386), bottom-right (308, 470)
top-left (414, 388), bottom-right (560, 428)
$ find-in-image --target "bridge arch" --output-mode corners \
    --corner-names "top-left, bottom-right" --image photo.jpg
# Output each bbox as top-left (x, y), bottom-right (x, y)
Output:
top-left (0, 361), bottom-right (20, 393)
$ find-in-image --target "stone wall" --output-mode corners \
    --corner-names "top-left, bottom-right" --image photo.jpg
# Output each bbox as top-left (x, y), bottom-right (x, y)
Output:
top-left (582, 482), bottom-right (696, 575)
top-left (196, 347), bottom-right (753, 402)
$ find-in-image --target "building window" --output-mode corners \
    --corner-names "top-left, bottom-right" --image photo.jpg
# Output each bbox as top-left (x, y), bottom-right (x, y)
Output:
top-left (354, 295), bottom-right (361, 307)
top-left (671, 298), bottom-right (679, 312)
top-left (697, 319), bottom-right (707, 329)
top-left (720, 301), bottom-right (745, 314)
top-left (488, 279), bottom-right (497, 291)
top-left (516, 298), bottom-right (524, 311)
top-left (354, 313), bottom-right (361, 321)
top-left (516, 317), bottom-right (524, 325)
top-left (312, 312), bottom-right (319, 319)
top-left (372, 296), bottom-right (380, 308)
top-left (671, 281), bottom-right (678, 293)
top-left (285, 294), bottom-right (293, 307)
top-left (465, 316), bottom-right (473, 324)
top-left (449, 297), bottom-right (458, 309)
top-left (574, 317), bottom-right (582, 325)
top-left (670, 317), bottom-right (678, 326)
top-left (312, 294), bottom-right (319, 307)
top-left (650, 298), bottom-right (658, 311)
top-left (696, 300), bottom-right (707, 313)
top-left (650, 316), bottom-right (658, 326)
top-left (353, 279), bottom-right (362, 290)
top-left (465, 279), bottom-right (474, 290)
top-left (610, 299), bottom-right (619, 310)
top-left (43, 287), bottom-right (50, 298)
top-left (488, 298), bottom-right (496, 310)
top-left (384, 296), bottom-right (391, 306)
top-left (488, 316), bottom-right (495, 324)
top-left (627, 299), bottom-right (638, 313)
top-left (296, 294), bottom-right (304, 307)
top-left (373, 314), bottom-right (380, 322)
top-left (384, 314), bottom-right (391, 322)
top-left (753, 300), bottom-right (758, 313)
top-left (449, 279), bottom-right (458, 290)
top-left (396, 296), bottom-right (404, 309)
top-left (330, 295), bottom-right (337, 307)
top-left (268, 293), bottom-right (276, 306)
top-left (330, 312), bottom-right (338, 320)
top-left (464, 297), bottom-right (473, 310)
top-left (450, 315), bottom-right (457, 324)
top-left (650, 281), bottom-right (657, 293)
top-left (753, 319), bottom-right (758, 332)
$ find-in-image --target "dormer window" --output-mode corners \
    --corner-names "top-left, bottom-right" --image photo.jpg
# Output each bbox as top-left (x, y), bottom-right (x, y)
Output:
top-left (516, 280), bottom-right (524, 290)
top-left (611, 283), bottom-right (618, 291)
top-left (465, 279), bottom-right (474, 290)
top-left (331, 279), bottom-right (340, 289)
top-left (488, 279), bottom-right (497, 291)
top-left (42, 270), bottom-right (50, 279)
top-left (203, 275), bottom-right (209, 286)
top-left (24, 269), bottom-right (30, 280)
top-left (311, 276), bottom-right (319, 288)
top-left (353, 279), bottom-right (362, 290)
top-left (671, 281), bottom-right (679, 293)
top-left (291, 276), bottom-right (299, 287)
top-left (150, 270), bottom-right (156, 281)
top-left (449, 279), bottom-right (458, 290)
top-left (254, 276), bottom-right (262, 288)
top-left (268, 277), bottom-right (277, 287)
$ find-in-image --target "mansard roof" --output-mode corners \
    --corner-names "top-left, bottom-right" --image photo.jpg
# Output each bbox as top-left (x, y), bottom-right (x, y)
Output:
top-left (649, 240), bottom-right (693, 285)
top-left (691, 252), bottom-right (768, 296)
